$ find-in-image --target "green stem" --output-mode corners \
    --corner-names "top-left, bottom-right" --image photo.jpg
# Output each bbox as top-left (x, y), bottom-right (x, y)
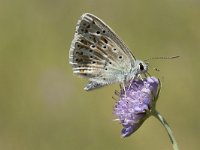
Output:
top-left (152, 110), bottom-right (179, 150)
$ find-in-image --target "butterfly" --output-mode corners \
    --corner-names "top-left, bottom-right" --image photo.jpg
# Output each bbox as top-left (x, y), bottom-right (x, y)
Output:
top-left (69, 13), bottom-right (148, 91)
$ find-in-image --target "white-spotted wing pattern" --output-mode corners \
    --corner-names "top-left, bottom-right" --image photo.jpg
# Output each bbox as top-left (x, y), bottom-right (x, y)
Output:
top-left (69, 13), bottom-right (148, 91)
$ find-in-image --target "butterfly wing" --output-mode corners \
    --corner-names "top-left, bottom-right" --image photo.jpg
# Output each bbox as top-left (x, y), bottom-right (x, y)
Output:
top-left (69, 13), bottom-right (136, 90)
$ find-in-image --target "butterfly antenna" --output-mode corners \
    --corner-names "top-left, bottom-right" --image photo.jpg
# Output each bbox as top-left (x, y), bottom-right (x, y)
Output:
top-left (144, 55), bottom-right (180, 62)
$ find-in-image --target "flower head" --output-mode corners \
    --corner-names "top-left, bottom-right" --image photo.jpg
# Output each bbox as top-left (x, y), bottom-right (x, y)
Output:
top-left (114, 77), bottom-right (160, 137)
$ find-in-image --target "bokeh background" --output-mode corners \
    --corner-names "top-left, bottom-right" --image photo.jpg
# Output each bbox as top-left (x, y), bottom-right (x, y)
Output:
top-left (0, 0), bottom-right (200, 150)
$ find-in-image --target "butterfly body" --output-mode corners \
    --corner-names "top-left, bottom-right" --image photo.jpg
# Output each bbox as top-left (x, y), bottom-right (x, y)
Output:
top-left (69, 13), bottom-right (148, 91)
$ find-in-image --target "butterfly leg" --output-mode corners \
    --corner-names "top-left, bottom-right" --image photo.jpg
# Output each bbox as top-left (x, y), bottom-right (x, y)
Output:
top-left (121, 81), bottom-right (127, 97)
top-left (127, 77), bottom-right (134, 90)
top-left (138, 74), bottom-right (143, 81)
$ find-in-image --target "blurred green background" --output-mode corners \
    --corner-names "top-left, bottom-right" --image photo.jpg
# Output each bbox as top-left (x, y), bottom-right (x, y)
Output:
top-left (0, 0), bottom-right (199, 150)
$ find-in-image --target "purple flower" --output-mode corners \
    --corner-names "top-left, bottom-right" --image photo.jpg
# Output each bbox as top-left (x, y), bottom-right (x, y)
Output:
top-left (114, 77), bottom-right (160, 137)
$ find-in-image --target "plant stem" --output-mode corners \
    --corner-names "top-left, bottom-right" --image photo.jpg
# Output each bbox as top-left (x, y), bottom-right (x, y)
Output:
top-left (152, 110), bottom-right (179, 150)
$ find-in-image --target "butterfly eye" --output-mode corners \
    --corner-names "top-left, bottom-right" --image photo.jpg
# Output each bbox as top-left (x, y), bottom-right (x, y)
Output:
top-left (139, 63), bottom-right (144, 71)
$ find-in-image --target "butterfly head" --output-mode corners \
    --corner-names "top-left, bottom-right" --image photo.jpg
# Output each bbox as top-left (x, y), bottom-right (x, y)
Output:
top-left (135, 60), bottom-right (148, 75)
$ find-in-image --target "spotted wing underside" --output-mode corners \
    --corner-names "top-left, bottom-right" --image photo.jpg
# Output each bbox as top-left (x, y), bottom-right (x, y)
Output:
top-left (69, 13), bottom-right (136, 90)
